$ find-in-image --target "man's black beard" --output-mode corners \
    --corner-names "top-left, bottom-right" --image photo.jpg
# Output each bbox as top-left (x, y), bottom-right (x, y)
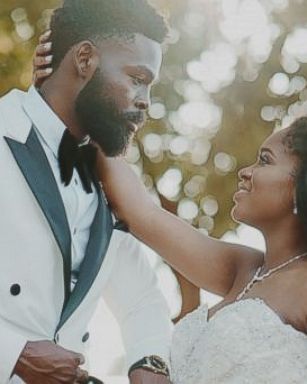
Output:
top-left (75, 70), bottom-right (133, 157)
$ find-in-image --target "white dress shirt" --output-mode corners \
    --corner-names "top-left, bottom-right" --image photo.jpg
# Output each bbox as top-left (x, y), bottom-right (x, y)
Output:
top-left (22, 86), bottom-right (98, 283)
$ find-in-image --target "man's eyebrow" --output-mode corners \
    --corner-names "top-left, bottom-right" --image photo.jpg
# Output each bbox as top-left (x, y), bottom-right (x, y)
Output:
top-left (126, 65), bottom-right (156, 83)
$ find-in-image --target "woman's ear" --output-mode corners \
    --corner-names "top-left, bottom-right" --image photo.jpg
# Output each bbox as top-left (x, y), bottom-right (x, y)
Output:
top-left (73, 40), bottom-right (100, 80)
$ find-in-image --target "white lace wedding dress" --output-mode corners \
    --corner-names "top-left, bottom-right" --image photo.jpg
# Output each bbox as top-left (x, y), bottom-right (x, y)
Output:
top-left (171, 298), bottom-right (307, 384)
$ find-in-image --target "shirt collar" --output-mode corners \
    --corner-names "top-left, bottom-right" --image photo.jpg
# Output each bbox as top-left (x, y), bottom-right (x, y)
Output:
top-left (22, 85), bottom-right (66, 158)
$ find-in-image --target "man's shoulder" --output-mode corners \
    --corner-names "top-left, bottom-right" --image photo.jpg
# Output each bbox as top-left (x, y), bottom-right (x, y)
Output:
top-left (101, 228), bottom-right (145, 277)
top-left (0, 88), bottom-right (26, 110)
top-left (108, 228), bottom-right (148, 261)
top-left (111, 227), bottom-right (141, 249)
top-left (0, 88), bottom-right (31, 139)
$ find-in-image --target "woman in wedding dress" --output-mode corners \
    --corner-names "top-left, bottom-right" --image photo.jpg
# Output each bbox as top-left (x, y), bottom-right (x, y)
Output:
top-left (98, 118), bottom-right (307, 383)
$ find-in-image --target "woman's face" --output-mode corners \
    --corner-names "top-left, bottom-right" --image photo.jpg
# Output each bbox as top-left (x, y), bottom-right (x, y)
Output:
top-left (232, 128), bottom-right (299, 229)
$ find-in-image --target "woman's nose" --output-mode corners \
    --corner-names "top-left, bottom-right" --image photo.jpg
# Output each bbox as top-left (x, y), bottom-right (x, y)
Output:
top-left (238, 166), bottom-right (253, 180)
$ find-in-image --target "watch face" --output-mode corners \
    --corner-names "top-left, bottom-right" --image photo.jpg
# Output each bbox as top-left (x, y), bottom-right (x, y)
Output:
top-left (151, 357), bottom-right (165, 370)
top-left (148, 356), bottom-right (169, 375)
top-left (129, 356), bottom-right (169, 378)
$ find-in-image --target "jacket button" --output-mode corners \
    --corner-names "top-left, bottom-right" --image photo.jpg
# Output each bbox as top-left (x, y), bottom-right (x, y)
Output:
top-left (82, 332), bottom-right (90, 343)
top-left (10, 284), bottom-right (21, 296)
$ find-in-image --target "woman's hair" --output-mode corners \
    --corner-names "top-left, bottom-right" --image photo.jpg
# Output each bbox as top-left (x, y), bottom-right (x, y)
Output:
top-left (285, 117), bottom-right (307, 228)
top-left (50, 0), bottom-right (169, 69)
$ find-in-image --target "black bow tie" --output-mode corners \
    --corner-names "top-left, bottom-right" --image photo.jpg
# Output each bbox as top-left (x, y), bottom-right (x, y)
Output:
top-left (58, 129), bottom-right (97, 194)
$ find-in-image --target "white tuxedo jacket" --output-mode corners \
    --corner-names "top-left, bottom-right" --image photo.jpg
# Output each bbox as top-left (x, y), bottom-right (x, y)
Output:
top-left (0, 89), bottom-right (172, 384)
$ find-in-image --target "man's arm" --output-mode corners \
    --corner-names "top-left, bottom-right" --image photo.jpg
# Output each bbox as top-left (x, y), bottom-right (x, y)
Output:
top-left (102, 232), bottom-right (173, 383)
top-left (0, 317), bottom-right (28, 383)
top-left (129, 369), bottom-right (171, 384)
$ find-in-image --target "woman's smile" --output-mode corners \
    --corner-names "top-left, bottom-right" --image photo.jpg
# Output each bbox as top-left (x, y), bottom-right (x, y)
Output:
top-left (233, 182), bottom-right (251, 201)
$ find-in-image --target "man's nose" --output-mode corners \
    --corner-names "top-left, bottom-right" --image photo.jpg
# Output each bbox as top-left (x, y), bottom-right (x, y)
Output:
top-left (135, 89), bottom-right (151, 111)
top-left (135, 99), bottom-right (149, 111)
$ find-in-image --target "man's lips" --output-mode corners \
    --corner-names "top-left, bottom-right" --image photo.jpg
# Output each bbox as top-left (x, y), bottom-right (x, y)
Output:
top-left (126, 119), bottom-right (145, 133)
top-left (126, 120), bottom-right (139, 133)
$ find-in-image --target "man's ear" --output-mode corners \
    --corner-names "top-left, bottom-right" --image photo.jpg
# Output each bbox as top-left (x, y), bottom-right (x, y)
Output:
top-left (73, 40), bottom-right (100, 80)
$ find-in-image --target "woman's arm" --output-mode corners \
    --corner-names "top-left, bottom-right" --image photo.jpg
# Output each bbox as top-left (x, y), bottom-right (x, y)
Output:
top-left (97, 154), bottom-right (262, 297)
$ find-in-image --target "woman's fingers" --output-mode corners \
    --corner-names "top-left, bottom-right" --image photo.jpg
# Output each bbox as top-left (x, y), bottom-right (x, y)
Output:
top-left (32, 31), bottom-right (53, 86)
top-left (35, 42), bottom-right (52, 57)
top-left (39, 30), bottom-right (52, 44)
top-left (33, 55), bottom-right (53, 68)
top-left (33, 68), bottom-right (53, 84)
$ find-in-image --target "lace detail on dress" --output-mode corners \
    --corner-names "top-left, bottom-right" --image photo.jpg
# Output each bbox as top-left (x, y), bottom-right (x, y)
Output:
top-left (171, 298), bottom-right (307, 384)
top-left (171, 304), bottom-right (208, 384)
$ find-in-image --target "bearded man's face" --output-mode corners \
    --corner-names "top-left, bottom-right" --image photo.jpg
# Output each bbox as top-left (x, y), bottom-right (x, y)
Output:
top-left (75, 33), bottom-right (162, 156)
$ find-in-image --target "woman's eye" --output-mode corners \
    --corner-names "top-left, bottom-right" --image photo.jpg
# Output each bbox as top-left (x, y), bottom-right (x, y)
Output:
top-left (258, 154), bottom-right (269, 165)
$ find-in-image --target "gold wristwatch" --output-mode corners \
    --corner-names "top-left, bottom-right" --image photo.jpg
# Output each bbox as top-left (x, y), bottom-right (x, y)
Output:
top-left (128, 355), bottom-right (170, 377)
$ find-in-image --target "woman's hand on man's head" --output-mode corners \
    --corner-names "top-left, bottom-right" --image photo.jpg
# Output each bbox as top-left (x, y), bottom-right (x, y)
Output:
top-left (33, 30), bottom-right (53, 87)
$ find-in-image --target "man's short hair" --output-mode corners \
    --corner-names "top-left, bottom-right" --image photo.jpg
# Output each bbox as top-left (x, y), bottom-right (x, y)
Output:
top-left (50, 0), bottom-right (168, 68)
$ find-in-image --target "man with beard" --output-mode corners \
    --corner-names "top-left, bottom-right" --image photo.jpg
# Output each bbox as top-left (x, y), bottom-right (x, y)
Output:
top-left (0, 0), bottom-right (172, 383)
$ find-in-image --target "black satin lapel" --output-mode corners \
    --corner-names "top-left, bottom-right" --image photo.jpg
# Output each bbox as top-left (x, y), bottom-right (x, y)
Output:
top-left (58, 183), bottom-right (113, 329)
top-left (5, 128), bottom-right (71, 303)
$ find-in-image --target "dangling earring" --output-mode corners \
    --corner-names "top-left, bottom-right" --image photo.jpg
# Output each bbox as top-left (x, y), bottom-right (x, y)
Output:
top-left (293, 195), bottom-right (298, 215)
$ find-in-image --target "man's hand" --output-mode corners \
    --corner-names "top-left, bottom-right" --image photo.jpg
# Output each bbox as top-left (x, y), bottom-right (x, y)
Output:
top-left (14, 340), bottom-right (89, 384)
top-left (129, 369), bottom-right (171, 384)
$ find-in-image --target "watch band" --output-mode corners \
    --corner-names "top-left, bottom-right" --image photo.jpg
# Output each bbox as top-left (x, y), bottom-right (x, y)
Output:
top-left (87, 376), bottom-right (104, 384)
top-left (128, 355), bottom-right (170, 378)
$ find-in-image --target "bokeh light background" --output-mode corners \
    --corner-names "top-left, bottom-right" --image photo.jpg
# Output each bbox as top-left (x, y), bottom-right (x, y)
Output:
top-left (1, 0), bottom-right (307, 382)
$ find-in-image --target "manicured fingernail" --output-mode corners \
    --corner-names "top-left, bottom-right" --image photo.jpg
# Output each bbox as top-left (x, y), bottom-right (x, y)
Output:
top-left (44, 30), bottom-right (52, 37)
top-left (45, 68), bottom-right (53, 74)
top-left (44, 42), bottom-right (52, 50)
top-left (46, 55), bottom-right (53, 63)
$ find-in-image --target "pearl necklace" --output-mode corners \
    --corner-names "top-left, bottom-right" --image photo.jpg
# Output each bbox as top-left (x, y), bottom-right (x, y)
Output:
top-left (236, 251), bottom-right (307, 301)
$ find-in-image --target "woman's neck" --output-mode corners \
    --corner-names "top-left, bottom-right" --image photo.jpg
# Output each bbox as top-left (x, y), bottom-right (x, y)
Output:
top-left (262, 218), bottom-right (307, 271)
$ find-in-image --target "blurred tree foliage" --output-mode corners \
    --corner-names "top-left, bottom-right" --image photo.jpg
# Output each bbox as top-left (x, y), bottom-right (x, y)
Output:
top-left (0, 1), bottom-right (59, 92)
top-left (1, 0), bottom-right (307, 238)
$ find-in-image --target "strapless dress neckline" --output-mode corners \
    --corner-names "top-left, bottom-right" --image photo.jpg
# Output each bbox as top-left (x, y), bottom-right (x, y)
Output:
top-left (208, 298), bottom-right (304, 335)
top-left (171, 298), bottom-right (307, 384)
